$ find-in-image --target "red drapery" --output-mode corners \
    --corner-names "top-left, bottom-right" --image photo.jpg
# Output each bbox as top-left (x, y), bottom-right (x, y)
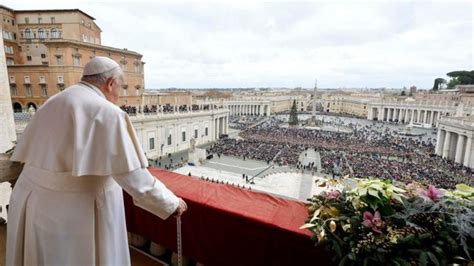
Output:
top-left (124, 168), bottom-right (332, 266)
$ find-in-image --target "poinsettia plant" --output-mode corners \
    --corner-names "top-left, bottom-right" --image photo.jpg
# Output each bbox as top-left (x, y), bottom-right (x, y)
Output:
top-left (301, 178), bottom-right (474, 266)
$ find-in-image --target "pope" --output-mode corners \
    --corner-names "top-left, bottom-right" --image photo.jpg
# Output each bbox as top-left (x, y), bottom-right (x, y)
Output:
top-left (6, 56), bottom-right (187, 265)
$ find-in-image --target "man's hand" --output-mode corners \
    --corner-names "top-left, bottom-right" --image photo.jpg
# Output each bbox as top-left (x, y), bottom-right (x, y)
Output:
top-left (173, 198), bottom-right (188, 217)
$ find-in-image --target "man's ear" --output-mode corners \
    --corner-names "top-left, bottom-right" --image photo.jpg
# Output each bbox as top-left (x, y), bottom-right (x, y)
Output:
top-left (105, 78), bottom-right (114, 92)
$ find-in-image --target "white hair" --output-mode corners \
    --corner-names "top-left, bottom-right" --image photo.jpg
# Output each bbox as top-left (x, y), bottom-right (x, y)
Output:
top-left (81, 67), bottom-right (123, 86)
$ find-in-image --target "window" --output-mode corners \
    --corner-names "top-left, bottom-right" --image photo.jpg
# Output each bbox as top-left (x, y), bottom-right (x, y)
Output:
top-left (13, 33), bottom-right (16, 40)
top-left (182, 131), bottom-right (186, 142)
top-left (41, 53), bottom-right (46, 59)
top-left (205, 127), bottom-right (208, 136)
top-left (25, 85), bottom-right (32, 96)
top-left (57, 75), bottom-right (64, 84)
top-left (57, 84), bottom-right (65, 91)
top-left (38, 17), bottom-right (42, 24)
top-left (51, 17), bottom-right (55, 24)
top-left (25, 17), bottom-right (29, 24)
top-left (40, 84), bottom-right (47, 97)
top-left (38, 28), bottom-right (45, 40)
top-left (27, 56), bottom-right (32, 61)
top-left (12, 19), bottom-right (15, 26)
top-left (73, 56), bottom-right (80, 66)
top-left (9, 76), bottom-right (15, 83)
top-left (6, 58), bottom-right (14, 65)
top-left (4, 46), bottom-right (13, 54)
top-left (2, 30), bottom-right (11, 40)
top-left (135, 86), bottom-right (140, 96)
top-left (82, 34), bottom-right (88, 42)
top-left (56, 55), bottom-right (63, 65)
top-left (25, 28), bottom-right (32, 39)
top-left (39, 76), bottom-right (46, 84)
top-left (24, 76), bottom-right (30, 84)
top-left (122, 85), bottom-right (128, 96)
top-left (149, 138), bottom-right (155, 150)
top-left (51, 28), bottom-right (59, 39)
top-left (10, 85), bottom-right (17, 96)
top-left (167, 134), bottom-right (172, 145)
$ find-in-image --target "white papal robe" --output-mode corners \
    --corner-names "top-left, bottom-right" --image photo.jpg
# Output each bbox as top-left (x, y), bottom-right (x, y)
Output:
top-left (6, 82), bottom-right (179, 266)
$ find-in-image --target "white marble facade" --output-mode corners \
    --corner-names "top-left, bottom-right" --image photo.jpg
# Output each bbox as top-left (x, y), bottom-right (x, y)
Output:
top-left (130, 109), bottom-right (229, 160)
top-left (436, 116), bottom-right (474, 169)
top-left (0, 24), bottom-right (17, 153)
top-left (367, 101), bottom-right (474, 127)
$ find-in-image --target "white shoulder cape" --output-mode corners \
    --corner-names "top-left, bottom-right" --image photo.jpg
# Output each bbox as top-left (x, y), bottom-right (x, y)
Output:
top-left (11, 83), bottom-right (148, 176)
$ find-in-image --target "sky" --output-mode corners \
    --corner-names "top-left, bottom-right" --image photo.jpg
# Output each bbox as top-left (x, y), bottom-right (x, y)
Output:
top-left (3, 0), bottom-right (473, 89)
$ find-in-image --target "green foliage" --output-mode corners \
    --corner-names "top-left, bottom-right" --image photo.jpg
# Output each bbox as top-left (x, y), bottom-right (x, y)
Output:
top-left (432, 78), bottom-right (446, 91)
top-left (289, 100), bottom-right (299, 126)
top-left (301, 179), bottom-right (474, 265)
top-left (446, 70), bottom-right (474, 89)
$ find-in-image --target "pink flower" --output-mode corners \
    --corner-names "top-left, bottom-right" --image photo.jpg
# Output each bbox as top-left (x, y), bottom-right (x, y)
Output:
top-left (423, 185), bottom-right (443, 202)
top-left (362, 211), bottom-right (384, 233)
top-left (327, 190), bottom-right (341, 199)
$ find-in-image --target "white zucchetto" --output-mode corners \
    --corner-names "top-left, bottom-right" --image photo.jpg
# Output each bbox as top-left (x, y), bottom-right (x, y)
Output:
top-left (83, 56), bottom-right (120, 76)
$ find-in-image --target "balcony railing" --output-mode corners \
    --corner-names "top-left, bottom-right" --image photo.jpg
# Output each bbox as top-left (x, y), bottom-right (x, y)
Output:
top-left (124, 167), bottom-right (330, 265)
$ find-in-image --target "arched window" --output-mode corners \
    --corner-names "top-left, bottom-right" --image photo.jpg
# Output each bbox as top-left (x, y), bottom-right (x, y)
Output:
top-left (51, 28), bottom-right (59, 39)
top-left (25, 28), bottom-right (32, 39)
top-left (38, 28), bottom-right (45, 40)
top-left (13, 102), bottom-right (22, 113)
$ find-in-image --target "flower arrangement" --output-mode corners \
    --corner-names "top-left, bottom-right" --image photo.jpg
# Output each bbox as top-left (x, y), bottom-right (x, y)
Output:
top-left (301, 178), bottom-right (474, 265)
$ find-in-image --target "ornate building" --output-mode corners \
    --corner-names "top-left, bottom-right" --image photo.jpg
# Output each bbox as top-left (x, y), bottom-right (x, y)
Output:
top-left (0, 5), bottom-right (145, 112)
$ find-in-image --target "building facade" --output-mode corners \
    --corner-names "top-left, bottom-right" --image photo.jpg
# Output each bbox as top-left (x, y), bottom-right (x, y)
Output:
top-left (321, 92), bottom-right (379, 117)
top-left (436, 116), bottom-right (474, 169)
top-left (1, 5), bottom-right (145, 112)
top-left (367, 100), bottom-right (474, 127)
top-left (131, 109), bottom-right (229, 160)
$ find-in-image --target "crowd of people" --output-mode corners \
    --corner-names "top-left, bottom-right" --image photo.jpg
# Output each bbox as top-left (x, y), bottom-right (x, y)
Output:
top-left (120, 104), bottom-right (225, 115)
top-left (229, 115), bottom-right (266, 129)
top-left (207, 118), bottom-right (472, 189)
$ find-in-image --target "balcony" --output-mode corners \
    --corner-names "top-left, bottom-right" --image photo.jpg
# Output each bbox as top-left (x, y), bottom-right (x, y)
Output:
top-left (0, 165), bottom-right (327, 266)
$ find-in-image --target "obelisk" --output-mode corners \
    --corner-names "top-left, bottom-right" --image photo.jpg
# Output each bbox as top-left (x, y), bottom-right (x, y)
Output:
top-left (0, 23), bottom-right (16, 153)
top-left (312, 79), bottom-right (317, 122)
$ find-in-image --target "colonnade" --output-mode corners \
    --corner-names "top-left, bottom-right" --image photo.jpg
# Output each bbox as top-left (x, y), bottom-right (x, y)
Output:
top-left (436, 129), bottom-right (473, 168)
top-left (368, 105), bottom-right (458, 127)
top-left (214, 116), bottom-right (228, 138)
top-left (227, 104), bottom-right (270, 116)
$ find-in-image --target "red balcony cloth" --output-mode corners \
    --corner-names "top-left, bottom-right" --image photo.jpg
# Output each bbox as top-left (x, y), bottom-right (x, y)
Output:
top-left (124, 167), bottom-right (332, 266)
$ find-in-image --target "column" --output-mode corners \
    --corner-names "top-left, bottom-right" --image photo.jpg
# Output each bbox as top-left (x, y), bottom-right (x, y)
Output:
top-left (423, 110), bottom-right (428, 125)
top-left (430, 111), bottom-right (435, 126)
top-left (435, 129), bottom-right (445, 155)
top-left (442, 131), bottom-right (451, 159)
top-left (417, 110), bottom-right (422, 123)
top-left (215, 118), bottom-right (218, 139)
top-left (410, 110), bottom-right (415, 123)
top-left (463, 136), bottom-right (472, 168)
top-left (455, 134), bottom-right (465, 164)
top-left (378, 108), bottom-right (383, 121)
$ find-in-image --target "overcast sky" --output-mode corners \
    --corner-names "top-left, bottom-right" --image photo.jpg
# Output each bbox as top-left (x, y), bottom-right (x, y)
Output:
top-left (4, 0), bottom-right (473, 89)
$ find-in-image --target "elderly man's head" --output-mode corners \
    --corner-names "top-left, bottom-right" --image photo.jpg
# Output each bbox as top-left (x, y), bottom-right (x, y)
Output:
top-left (81, 56), bottom-right (124, 103)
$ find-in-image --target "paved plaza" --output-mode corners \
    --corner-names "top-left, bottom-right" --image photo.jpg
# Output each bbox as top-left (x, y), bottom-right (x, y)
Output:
top-left (174, 149), bottom-right (329, 201)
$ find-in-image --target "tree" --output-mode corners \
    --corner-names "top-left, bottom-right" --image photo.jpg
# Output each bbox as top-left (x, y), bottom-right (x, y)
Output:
top-left (446, 70), bottom-right (474, 89)
top-left (432, 78), bottom-right (446, 91)
top-left (289, 100), bottom-right (299, 126)
top-left (401, 91), bottom-right (406, 96)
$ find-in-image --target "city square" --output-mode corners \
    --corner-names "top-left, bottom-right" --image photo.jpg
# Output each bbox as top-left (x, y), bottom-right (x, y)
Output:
top-left (0, 1), bottom-right (473, 266)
